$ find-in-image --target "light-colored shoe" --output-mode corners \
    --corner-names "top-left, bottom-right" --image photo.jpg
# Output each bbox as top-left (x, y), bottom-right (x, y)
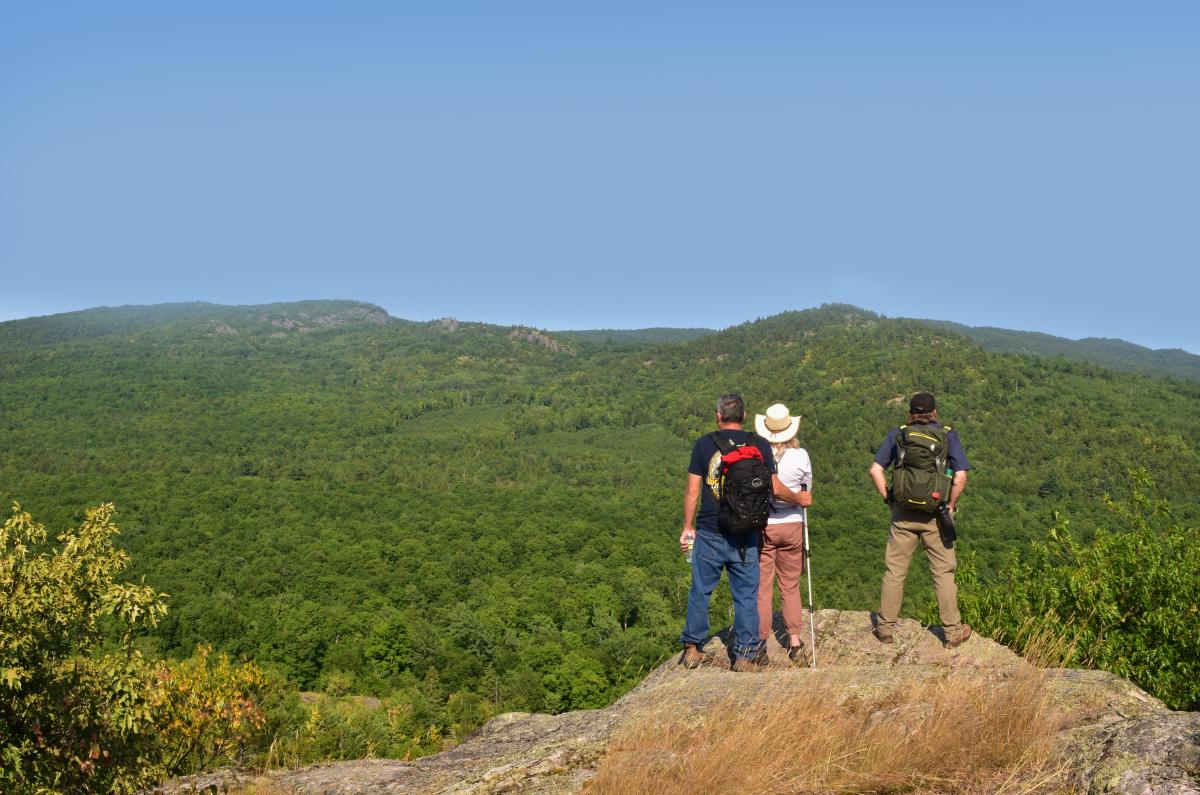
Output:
top-left (873, 627), bottom-right (895, 644)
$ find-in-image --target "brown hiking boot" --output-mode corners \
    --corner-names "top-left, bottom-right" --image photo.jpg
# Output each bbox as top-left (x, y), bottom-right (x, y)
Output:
top-left (945, 624), bottom-right (973, 649)
top-left (872, 627), bottom-right (895, 644)
top-left (681, 643), bottom-right (708, 669)
top-left (731, 657), bottom-right (764, 673)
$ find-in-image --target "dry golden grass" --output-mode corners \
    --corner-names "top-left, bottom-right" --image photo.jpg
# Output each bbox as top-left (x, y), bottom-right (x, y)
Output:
top-left (224, 778), bottom-right (297, 795)
top-left (586, 665), bottom-right (1069, 795)
top-left (223, 632), bottom-right (1078, 795)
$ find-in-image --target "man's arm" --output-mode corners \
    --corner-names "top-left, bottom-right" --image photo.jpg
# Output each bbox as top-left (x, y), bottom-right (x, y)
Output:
top-left (948, 470), bottom-right (967, 511)
top-left (869, 462), bottom-right (889, 502)
top-left (681, 473), bottom-right (702, 551)
top-left (772, 474), bottom-right (812, 507)
top-left (945, 430), bottom-right (969, 511)
top-left (870, 429), bottom-right (897, 504)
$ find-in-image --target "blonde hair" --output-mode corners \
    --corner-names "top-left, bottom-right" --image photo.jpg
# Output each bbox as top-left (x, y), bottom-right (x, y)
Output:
top-left (771, 438), bottom-right (800, 462)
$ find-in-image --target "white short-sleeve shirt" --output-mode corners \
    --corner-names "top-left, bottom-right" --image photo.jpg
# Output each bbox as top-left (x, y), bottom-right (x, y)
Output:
top-left (768, 446), bottom-right (812, 524)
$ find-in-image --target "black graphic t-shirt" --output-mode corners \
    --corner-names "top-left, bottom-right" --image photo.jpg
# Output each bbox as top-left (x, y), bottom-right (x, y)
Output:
top-left (688, 429), bottom-right (777, 533)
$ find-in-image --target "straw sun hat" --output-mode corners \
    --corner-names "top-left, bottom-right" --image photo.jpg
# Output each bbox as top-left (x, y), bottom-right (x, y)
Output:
top-left (754, 403), bottom-right (801, 444)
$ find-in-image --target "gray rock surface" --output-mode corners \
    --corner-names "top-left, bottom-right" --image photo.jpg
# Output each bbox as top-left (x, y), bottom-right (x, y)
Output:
top-left (152, 610), bottom-right (1199, 794)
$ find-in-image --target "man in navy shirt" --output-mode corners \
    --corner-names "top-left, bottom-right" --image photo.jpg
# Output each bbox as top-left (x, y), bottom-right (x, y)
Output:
top-left (868, 391), bottom-right (972, 648)
top-left (679, 393), bottom-right (809, 671)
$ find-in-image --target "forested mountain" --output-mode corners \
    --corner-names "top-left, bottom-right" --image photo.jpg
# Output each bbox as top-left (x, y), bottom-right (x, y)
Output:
top-left (556, 317), bottom-right (1200, 382)
top-left (0, 299), bottom-right (395, 347)
top-left (552, 317), bottom-right (1200, 381)
top-left (915, 318), bottom-right (1200, 382)
top-left (2, 300), bottom-right (1198, 728)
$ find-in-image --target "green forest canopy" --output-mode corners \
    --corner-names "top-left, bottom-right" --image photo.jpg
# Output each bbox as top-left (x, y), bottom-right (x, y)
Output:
top-left (2, 299), bottom-right (1197, 718)
top-left (913, 318), bottom-right (1200, 382)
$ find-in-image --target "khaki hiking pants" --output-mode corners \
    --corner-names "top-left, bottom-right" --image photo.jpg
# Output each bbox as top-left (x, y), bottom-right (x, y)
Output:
top-left (877, 506), bottom-right (963, 643)
top-left (757, 520), bottom-right (807, 642)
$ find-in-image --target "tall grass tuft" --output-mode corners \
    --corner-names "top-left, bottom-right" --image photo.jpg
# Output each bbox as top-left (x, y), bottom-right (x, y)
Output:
top-left (587, 664), bottom-right (1067, 794)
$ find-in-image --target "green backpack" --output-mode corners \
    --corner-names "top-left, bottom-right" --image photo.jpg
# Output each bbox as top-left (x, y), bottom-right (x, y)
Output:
top-left (890, 424), bottom-right (954, 512)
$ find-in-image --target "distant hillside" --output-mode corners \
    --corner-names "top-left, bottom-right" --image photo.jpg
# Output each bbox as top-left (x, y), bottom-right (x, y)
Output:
top-left (554, 327), bottom-right (715, 344)
top-left (561, 313), bottom-right (1200, 382)
top-left (0, 299), bottom-right (395, 346)
top-left (915, 319), bottom-right (1200, 382)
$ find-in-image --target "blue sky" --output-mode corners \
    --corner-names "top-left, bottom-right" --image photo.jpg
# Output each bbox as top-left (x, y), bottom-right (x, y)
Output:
top-left (2, 3), bottom-right (1197, 351)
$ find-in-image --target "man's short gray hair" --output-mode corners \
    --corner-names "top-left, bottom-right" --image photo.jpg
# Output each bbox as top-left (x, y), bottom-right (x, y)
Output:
top-left (716, 393), bottom-right (745, 423)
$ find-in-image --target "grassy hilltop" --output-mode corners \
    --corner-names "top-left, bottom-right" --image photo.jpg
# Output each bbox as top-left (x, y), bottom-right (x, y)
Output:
top-left (2, 300), bottom-right (1197, 741)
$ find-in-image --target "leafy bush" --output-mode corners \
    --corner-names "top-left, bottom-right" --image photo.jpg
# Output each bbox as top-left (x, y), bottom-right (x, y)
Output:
top-left (156, 646), bottom-right (269, 775)
top-left (264, 691), bottom-right (448, 766)
top-left (0, 503), bottom-right (266, 793)
top-left (955, 470), bottom-right (1200, 710)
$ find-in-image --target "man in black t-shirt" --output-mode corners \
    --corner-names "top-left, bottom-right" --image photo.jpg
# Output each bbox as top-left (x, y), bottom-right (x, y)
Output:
top-left (679, 393), bottom-right (805, 671)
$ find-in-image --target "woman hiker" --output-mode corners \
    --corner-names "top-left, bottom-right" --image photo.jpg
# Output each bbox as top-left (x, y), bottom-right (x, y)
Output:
top-left (755, 403), bottom-right (814, 665)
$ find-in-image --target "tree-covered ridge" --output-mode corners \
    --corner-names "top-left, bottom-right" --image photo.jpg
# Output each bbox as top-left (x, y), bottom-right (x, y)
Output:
top-left (0, 300), bottom-right (1197, 752)
top-left (0, 299), bottom-right (396, 347)
top-left (915, 318), bottom-right (1200, 382)
top-left (513, 307), bottom-right (1200, 381)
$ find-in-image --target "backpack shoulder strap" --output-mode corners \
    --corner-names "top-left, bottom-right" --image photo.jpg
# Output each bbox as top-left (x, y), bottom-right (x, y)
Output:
top-left (895, 425), bottom-right (908, 464)
top-left (746, 431), bottom-right (771, 463)
top-left (708, 431), bottom-right (733, 454)
top-left (745, 430), bottom-right (762, 452)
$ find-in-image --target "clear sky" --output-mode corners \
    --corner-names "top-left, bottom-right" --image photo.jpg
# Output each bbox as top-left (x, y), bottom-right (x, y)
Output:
top-left (2, 3), bottom-right (1197, 351)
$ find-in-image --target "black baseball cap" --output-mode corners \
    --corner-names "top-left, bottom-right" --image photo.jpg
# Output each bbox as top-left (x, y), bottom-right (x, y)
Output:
top-left (909, 392), bottom-right (937, 413)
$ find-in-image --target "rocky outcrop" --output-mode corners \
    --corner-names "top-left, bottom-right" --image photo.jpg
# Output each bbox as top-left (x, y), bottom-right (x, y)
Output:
top-left (155, 611), bottom-right (1200, 794)
top-left (430, 317), bottom-right (461, 332)
top-left (1074, 711), bottom-right (1200, 794)
top-left (259, 306), bottom-right (392, 333)
top-left (507, 328), bottom-right (573, 354)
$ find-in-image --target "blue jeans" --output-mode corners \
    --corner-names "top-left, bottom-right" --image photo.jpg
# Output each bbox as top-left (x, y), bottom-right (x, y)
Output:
top-left (680, 528), bottom-right (764, 661)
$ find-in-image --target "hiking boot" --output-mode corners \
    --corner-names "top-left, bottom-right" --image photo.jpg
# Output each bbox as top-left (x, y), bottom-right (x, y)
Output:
top-left (872, 627), bottom-right (895, 644)
top-left (787, 643), bottom-right (810, 666)
top-left (782, 643), bottom-right (811, 667)
top-left (681, 643), bottom-right (708, 669)
top-left (944, 624), bottom-right (973, 649)
top-left (731, 657), bottom-right (764, 673)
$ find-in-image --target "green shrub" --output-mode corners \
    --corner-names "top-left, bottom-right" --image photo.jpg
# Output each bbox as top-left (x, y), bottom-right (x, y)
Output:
top-left (0, 504), bottom-right (266, 794)
top-left (955, 471), bottom-right (1199, 710)
top-left (263, 691), bottom-right (444, 766)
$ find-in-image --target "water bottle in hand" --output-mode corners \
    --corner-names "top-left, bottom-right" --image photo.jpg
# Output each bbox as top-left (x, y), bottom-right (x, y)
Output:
top-left (935, 502), bottom-right (956, 546)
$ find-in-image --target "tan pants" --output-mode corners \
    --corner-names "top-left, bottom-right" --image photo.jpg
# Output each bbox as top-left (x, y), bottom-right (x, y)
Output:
top-left (758, 521), bottom-right (807, 642)
top-left (877, 507), bottom-right (962, 641)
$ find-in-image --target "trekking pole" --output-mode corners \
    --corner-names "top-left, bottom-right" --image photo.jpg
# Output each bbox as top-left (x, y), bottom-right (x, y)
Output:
top-left (802, 504), bottom-right (817, 668)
